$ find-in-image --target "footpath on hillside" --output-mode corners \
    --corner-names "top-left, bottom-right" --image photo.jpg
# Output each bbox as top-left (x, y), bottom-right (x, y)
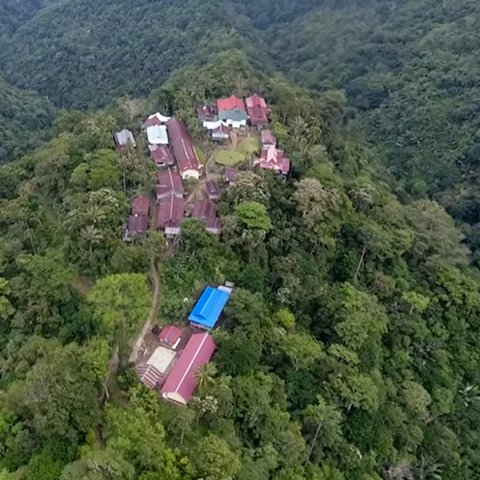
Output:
top-left (129, 256), bottom-right (161, 364)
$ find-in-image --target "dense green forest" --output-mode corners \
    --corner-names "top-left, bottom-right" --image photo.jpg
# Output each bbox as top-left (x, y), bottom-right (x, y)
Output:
top-left (1, 50), bottom-right (480, 480)
top-left (0, 0), bottom-right (56, 162)
top-left (266, 0), bottom-right (480, 259)
top-left (0, 76), bottom-right (54, 162)
top-left (1, 0), bottom-right (480, 479)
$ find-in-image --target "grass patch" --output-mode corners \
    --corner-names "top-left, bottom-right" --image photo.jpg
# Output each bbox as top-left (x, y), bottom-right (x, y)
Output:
top-left (214, 149), bottom-right (245, 166)
top-left (238, 136), bottom-right (260, 156)
top-left (194, 145), bottom-right (206, 164)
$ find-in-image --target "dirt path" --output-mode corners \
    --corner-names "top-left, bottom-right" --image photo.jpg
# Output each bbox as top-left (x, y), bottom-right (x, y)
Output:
top-left (205, 152), bottom-right (222, 182)
top-left (129, 256), bottom-right (161, 363)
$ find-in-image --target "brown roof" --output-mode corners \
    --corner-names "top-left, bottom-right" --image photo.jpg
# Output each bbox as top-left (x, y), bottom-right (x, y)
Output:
top-left (205, 216), bottom-right (222, 234)
top-left (149, 144), bottom-right (174, 166)
top-left (192, 200), bottom-right (221, 234)
top-left (192, 199), bottom-right (217, 220)
top-left (156, 196), bottom-right (185, 230)
top-left (166, 118), bottom-right (200, 174)
top-left (156, 168), bottom-right (184, 199)
top-left (261, 129), bottom-right (277, 146)
top-left (212, 123), bottom-right (231, 136)
top-left (132, 196), bottom-right (150, 217)
top-left (246, 94), bottom-right (269, 126)
top-left (197, 105), bottom-right (216, 122)
top-left (128, 214), bottom-right (149, 235)
top-left (206, 180), bottom-right (220, 199)
top-left (225, 167), bottom-right (239, 184)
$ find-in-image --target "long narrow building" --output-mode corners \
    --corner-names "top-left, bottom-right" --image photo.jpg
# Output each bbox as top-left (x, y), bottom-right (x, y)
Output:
top-left (161, 332), bottom-right (216, 405)
top-left (166, 118), bottom-right (201, 180)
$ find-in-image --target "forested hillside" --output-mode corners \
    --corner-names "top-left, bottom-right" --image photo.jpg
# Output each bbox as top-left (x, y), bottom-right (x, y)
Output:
top-left (3, 0), bottom-right (480, 245)
top-left (265, 0), bottom-right (480, 258)
top-left (0, 51), bottom-right (480, 480)
top-left (0, 0), bottom-right (267, 108)
top-left (0, 0), bottom-right (56, 161)
top-left (1, 1), bottom-right (480, 479)
top-left (0, 76), bottom-right (54, 162)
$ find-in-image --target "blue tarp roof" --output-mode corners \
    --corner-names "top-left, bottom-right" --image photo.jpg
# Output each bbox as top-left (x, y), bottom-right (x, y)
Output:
top-left (188, 286), bottom-right (231, 329)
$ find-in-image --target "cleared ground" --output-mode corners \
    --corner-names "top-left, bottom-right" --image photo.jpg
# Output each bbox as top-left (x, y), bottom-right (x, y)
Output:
top-left (214, 149), bottom-right (245, 166)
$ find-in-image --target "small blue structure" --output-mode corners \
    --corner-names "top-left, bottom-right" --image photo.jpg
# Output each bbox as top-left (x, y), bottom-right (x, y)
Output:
top-left (188, 286), bottom-right (231, 329)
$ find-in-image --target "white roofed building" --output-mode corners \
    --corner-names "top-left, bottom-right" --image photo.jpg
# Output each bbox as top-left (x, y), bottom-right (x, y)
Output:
top-left (146, 125), bottom-right (169, 145)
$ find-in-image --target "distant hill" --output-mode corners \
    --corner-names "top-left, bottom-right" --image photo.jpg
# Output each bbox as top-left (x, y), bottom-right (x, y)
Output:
top-left (0, 75), bottom-right (54, 162)
top-left (266, 0), bottom-right (480, 225)
top-left (2, 0), bottom-right (480, 253)
top-left (0, 0), bottom-right (268, 109)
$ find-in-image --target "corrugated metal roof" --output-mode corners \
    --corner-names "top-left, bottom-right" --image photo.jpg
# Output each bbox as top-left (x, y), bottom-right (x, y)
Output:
top-left (132, 196), bottom-right (150, 216)
top-left (167, 118), bottom-right (200, 174)
top-left (161, 332), bottom-right (216, 404)
top-left (147, 125), bottom-right (169, 145)
top-left (146, 346), bottom-right (176, 374)
top-left (127, 214), bottom-right (148, 235)
top-left (159, 325), bottom-right (182, 347)
top-left (218, 109), bottom-right (248, 122)
top-left (261, 129), bottom-right (277, 146)
top-left (217, 95), bottom-right (246, 112)
top-left (156, 195), bottom-right (184, 230)
top-left (156, 168), bottom-right (183, 199)
top-left (188, 286), bottom-right (231, 329)
top-left (142, 112), bottom-right (171, 129)
top-left (115, 129), bottom-right (136, 147)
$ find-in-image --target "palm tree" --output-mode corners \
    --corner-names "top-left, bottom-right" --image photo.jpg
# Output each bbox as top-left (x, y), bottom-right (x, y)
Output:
top-left (415, 456), bottom-right (443, 480)
top-left (80, 225), bottom-right (103, 254)
top-left (195, 362), bottom-right (217, 396)
top-left (85, 204), bottom-right (107, 226)
top-left (459, 384), bottom-right (480, 407)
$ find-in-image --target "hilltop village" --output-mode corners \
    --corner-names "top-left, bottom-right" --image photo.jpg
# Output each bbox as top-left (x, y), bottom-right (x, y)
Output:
top-left (115, 94), bottom-right (289, 242)
top-left (114, 93), bottom-right (290, 403)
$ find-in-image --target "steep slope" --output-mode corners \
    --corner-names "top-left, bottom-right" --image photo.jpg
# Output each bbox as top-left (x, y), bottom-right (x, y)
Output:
top-left (0, 75), bottom-right (54, 162)
top-left (0, 0), bottom-right (59, 162)
top-left (0, 0), bottom-right (45, 35)
top-left (0, 0), bottom-right (266, 108)
top-left (267, 0), bottom-right (480, 251)
top-left (1, 54), bottom-right (480, 479)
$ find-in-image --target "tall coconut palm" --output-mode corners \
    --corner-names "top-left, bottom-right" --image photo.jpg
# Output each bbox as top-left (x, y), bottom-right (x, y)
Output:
top-left (415, 456), bottom-right (443, 480)
top-left (195, 362), bottom-right (217, 396)
top-left (459, 384), bottom-right (480, 407)
top-left (80, 225), bottom-right (103, 254)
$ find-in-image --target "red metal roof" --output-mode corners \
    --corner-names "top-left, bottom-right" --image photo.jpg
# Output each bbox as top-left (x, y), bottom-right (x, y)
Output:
top-left (205, 216), bottom-right (222, 234)
top-left (192, 200), bottom-right (221, 234)
top-left (192, 199), bottom-right (217, 220)
top-left (142, 112), bottom-right (171, 130)
top-left (217, 95), bottom-right (246, 112)
top-left (161, 332), bottom-right (216, 404)
top-left (142, 115), bottom-right (162, 130)
top-left (158, 325), bottom-right (183, 347)
top-left (166, 118), bottom-right (200, 174)
top-left (261, 129), bottom-right (277, 146)
top-left (255, 146), bottom-right (290, 175)
top-left (149, 144), bottom-right (174, 166)
top-left (127, 214), bottom-right (148, 235)
top-left (246, 94), bottom-right (269, 126)
top-left (156, 195), bottom-right (185, 230)
top-left (132, 196), bottom-right (150, 217)
top-left (156, 168), bottom-right (184, 199)
top-left (206, 180), bottom-right (220, 199)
